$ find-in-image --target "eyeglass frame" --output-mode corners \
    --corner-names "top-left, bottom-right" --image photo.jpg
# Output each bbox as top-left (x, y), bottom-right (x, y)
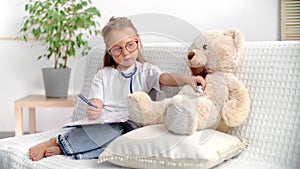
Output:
top-left (108, 40), bottom-right (139, 57)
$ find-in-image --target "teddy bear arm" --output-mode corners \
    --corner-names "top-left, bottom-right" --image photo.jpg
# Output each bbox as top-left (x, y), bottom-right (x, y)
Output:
top-left (222, 79), bottom-right (250, 127)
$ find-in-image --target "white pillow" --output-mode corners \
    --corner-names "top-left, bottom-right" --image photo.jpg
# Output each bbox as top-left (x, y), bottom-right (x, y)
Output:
top-left (98, 124), bottom-right (248, 169)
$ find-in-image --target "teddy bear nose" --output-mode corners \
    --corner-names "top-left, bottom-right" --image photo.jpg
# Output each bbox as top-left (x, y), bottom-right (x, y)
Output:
top-left (188, 51), bottom-right (195, 60)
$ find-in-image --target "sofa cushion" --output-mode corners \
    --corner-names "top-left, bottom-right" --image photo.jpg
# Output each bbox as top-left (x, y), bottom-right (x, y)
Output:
top-left (98, 124), bottom-right (248, 169)
top-left (227, 41), bottom-right (300, 168)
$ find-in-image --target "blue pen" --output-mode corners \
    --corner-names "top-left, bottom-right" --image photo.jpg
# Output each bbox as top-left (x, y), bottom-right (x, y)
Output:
top-left (78, 94), bottom-right (98, 108)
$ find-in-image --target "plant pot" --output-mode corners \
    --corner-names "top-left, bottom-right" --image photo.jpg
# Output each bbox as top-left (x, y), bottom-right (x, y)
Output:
top-left (42, 68), bottom-right (71, 98)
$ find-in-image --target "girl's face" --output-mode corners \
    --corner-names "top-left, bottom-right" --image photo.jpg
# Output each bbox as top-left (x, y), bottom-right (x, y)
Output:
top-left (106, 28), bottom-right (139, 70)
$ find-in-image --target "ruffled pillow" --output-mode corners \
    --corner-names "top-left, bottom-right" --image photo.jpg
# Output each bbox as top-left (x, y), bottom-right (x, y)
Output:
top-left (98, 124), bottom-right (248, 169)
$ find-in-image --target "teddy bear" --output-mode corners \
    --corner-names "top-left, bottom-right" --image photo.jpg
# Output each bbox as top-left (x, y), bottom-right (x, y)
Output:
top-left (127, 28), bottom-right (250, 135)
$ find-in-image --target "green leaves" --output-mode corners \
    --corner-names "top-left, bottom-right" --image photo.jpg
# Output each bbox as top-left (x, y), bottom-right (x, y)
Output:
top-left (20, 0), bottom-right (101, 69)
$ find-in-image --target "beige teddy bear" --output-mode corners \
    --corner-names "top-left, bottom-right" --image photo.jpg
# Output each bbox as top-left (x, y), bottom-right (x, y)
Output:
top-left (128, 28), bottom-right (250, 135)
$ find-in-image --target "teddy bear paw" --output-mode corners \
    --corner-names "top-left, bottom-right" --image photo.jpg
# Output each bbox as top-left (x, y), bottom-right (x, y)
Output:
top-left (127, 92), bottom-right (152, 124)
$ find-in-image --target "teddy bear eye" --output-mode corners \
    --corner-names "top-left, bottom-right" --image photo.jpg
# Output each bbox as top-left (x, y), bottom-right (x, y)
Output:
top-left (203, 44), bottom-right (208, 50)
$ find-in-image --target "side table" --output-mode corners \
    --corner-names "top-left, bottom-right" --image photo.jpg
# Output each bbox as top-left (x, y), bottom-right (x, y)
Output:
top-left (14, 95), bottom-right (76, 136)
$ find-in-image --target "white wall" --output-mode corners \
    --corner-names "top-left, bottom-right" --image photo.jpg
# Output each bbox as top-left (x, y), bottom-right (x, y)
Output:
top-left (0, 0), bottom-right (279, 132)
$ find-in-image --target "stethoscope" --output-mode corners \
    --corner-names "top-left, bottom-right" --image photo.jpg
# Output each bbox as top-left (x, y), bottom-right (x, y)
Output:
top-left (119, 65), bottom-right (137, 94)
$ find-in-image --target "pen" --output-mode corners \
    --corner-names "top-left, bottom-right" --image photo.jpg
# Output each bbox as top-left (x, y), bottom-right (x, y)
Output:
top-left (78, 94), bottom-right (98, 108)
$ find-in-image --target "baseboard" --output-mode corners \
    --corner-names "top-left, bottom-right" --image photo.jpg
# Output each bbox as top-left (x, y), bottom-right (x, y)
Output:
top-left (0, 131), bottom-right (30, 139)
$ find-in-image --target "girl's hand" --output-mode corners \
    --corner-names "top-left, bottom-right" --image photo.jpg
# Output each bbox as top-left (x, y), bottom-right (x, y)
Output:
top-left (192, 76), bottom-right (206, 92)
top-left (86, 98), bottom-right (103, 120)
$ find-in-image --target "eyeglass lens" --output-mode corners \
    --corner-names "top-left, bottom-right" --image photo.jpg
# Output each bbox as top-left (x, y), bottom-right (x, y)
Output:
top-left (110, 41), bottom-right (138, 57)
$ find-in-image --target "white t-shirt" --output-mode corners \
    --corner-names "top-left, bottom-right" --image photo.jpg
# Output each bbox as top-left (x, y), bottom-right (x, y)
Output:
top-left (89, 61), bottom-right (164, 120)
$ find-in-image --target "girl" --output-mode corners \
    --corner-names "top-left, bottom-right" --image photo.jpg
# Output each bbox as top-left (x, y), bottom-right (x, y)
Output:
top-left (29, 16), bottom-right (206, 161)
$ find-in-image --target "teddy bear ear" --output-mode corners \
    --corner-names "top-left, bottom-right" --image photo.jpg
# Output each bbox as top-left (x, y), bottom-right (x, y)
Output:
top-left (224, 28), bottom-right (245, 49)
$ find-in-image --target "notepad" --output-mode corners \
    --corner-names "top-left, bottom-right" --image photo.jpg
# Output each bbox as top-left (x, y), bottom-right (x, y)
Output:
top-left (63, 114), bottom-right (128, 127)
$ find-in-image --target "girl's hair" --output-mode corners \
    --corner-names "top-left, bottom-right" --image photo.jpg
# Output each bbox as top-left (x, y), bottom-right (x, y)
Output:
top-left (101, 17), bottom-right (145, 68)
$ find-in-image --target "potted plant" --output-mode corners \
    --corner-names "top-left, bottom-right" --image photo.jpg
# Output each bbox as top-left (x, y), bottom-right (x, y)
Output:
top-left (20, 0), bottom-right (101, 98)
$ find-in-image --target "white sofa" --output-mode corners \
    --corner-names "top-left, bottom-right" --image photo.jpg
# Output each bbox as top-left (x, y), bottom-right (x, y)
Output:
top-left (0, 41), bottom-right (299, 169)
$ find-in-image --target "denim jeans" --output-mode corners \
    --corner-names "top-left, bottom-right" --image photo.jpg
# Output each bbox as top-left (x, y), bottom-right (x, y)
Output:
top-left (57, 121), bottom-right (137, 160)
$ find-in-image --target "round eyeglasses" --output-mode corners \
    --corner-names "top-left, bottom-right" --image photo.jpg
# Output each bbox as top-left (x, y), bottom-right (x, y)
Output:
top-left (109, 41), bottom-right (138, 57)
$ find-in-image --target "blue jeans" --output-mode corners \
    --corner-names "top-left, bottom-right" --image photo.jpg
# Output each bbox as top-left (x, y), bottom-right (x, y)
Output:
top-left (57, 121), bottom-right (137, 159)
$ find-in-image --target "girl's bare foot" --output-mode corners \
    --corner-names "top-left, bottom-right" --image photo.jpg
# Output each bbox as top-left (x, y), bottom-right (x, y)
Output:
top-left (45, 146), bottom-right (62, 157)
top-left (29, 137), bottom-right (58, 161)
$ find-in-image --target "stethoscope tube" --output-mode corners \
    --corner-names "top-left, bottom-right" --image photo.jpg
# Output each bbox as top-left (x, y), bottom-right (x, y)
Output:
top-left (120, 66), bottom-right (137, 94)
